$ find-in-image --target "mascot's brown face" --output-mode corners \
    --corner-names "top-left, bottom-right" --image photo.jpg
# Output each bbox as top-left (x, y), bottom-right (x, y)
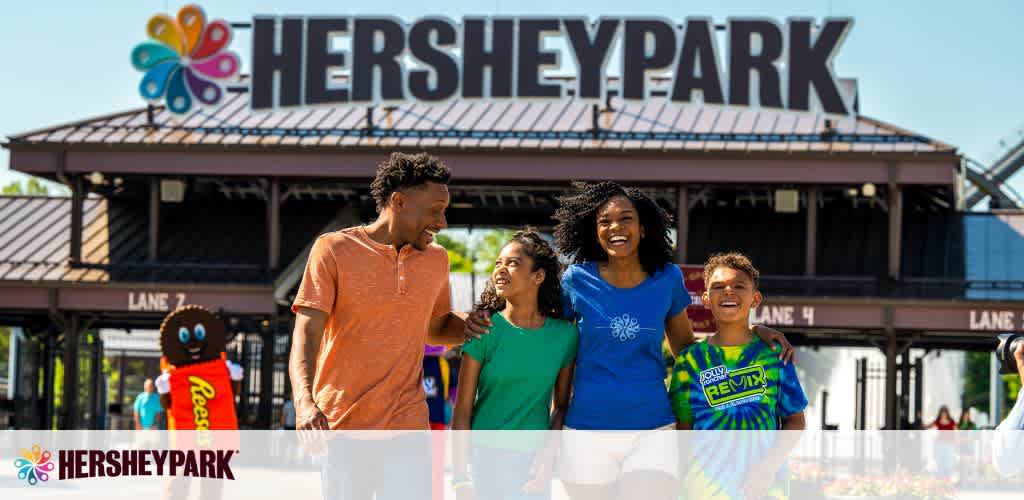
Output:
top-left (159, 305), bottom-right (227, 366)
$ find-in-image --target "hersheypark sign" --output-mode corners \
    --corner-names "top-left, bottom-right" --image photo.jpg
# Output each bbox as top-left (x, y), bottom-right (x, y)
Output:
top-left (129, 8), bottom-right (855, 116)
top-left (250, 16), bottom-right (854, 115)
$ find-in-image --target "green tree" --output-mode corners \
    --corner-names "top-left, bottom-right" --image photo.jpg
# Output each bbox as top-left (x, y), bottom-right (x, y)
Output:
top-left (472, 229), bottom-right (516, 274)
top-left (963, 351), bottom-right (991, 415)
top-left (436, 233), bottom-right (473, 273)
top-left (1005, 374), bottom-right (1022, 420)
top-left (963, 351), bottom-right (1024, 421)
top-left (0, 326), bottom-right (10, 377)
top-left (435, 229), bottom-right (518, 274)
top-left (2, 178), bottom-right (51, 196)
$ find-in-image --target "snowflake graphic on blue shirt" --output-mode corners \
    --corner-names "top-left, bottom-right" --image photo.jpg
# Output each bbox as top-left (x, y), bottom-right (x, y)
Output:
top-left (609, 313), bottom-right (641, 341)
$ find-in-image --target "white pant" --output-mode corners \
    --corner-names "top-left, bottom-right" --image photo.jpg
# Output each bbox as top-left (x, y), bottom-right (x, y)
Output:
top-left (558, 424), bottom-right (679, 485)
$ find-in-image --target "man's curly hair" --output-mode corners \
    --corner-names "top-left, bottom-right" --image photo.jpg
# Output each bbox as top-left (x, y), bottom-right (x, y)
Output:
top-left (474, 228), bottom-right (563, 318)
top-left (553, 181), bottom-right (675, 277)
top-left (369, 152), bottom-right (452, 213)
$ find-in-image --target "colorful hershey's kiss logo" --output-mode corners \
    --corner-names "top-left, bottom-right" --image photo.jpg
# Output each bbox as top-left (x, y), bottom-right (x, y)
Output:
top-left (130, 4), bottom-right (240, 114)
top-left (14, 445), bottom-right (55, 486)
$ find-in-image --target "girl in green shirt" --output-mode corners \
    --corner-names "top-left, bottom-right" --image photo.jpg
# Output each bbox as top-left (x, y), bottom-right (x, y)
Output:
top-left (452, 228), bottom-right (578, 500)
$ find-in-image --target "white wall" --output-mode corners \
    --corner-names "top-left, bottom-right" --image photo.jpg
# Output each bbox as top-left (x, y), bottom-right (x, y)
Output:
top-left (799, 346), bottom-right (967, 430)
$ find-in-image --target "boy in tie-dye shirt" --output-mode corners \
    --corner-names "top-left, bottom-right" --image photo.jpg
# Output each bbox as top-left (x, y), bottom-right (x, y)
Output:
top-left (670, 253), bottom-right (806, 499)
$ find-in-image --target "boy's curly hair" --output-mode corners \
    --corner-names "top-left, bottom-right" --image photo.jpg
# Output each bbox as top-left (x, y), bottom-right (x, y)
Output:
top-left (369, 152), bottom-right (451, 213)
top-left (703, 252), bottom-right (760, 289)
top-left (474, 228), bottom-right (563, 318)
top-left (553, 181), bottom-right (675, 277)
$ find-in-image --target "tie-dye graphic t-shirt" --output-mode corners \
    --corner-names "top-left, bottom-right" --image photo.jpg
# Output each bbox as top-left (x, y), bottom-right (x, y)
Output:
top-left (669, 336), bottom-right (807, 430)
top-left (670, 338), bottom-right (806, 500)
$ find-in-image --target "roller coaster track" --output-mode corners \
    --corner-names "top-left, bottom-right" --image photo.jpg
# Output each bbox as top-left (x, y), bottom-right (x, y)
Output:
top-left (964, 128), bottom-right (1024, 209)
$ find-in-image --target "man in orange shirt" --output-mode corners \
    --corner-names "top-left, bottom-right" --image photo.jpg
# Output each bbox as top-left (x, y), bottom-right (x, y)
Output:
top-left (289, 152), bottom-right (469, 498)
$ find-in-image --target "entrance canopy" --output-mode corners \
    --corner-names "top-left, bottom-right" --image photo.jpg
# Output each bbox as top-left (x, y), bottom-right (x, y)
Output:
top-left (6, 77), bottom-right (957, 186)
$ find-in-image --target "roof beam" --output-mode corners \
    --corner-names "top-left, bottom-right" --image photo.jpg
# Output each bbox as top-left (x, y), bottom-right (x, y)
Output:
top-left (8, 150), bottom-right (959, 185)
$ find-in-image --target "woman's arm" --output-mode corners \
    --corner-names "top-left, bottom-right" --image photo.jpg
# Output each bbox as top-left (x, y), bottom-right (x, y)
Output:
top-left (522, 363), bottom-right (576, 494)
top-left (752, 325), bottom-right (796, 363)
top-left (550, 364), bottom-right (574, 430)
top-left (665, 310), bottom-right (697, 357)
top-left (452, 354), bottom-right (482, 490)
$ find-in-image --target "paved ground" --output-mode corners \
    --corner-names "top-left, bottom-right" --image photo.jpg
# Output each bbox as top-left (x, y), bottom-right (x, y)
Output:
top-left (7, 466), bottom-right (1019, 499)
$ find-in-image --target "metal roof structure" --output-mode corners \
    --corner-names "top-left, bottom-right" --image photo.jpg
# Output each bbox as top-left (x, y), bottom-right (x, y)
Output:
top-left (0, 196), bottom-right (111, 283)
top-left (4, 81), bottom-right (962, 188)
top-left (6, 89), bottom-right (954, 155)
top-left (0, 196), bottom-right (275, 322)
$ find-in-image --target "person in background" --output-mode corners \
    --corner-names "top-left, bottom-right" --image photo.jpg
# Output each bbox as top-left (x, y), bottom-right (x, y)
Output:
top-left (924, 406), bottom-right (957, 431)
top-left (133, 379), bottom-right (164, 430)
top-left (958, 408), bottom-right (976, 430)
top-left (924, 405), bottom-right (957, 479)
top-left (992, 341), bottom-right (1024, 477)
top-left (444, 346), bottom-right (461, 420)
top-left (957, 407), bottom-right (978, 482)
top-left (425, 344), bottom-right (458, 500)
top-left (281, 389), bottom-right (296, 431)
top-left (424, 345), bottom-right (457, 430)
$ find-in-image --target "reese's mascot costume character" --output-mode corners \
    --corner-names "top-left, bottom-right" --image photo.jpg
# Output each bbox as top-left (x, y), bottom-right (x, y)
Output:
top-left (155, 305), bottom-right (243, 430)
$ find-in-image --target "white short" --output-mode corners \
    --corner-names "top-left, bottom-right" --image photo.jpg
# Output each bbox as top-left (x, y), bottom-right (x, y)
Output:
top-left (558, 424), bottom-right (679, 485)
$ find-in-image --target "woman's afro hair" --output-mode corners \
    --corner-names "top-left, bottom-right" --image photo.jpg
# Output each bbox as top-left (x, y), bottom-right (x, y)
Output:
top-left (553, 181), bottom-right (675, 277)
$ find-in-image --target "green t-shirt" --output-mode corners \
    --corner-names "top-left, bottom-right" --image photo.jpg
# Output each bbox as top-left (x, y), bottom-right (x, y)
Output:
top-left (462, 312), bottom-right (578, 430)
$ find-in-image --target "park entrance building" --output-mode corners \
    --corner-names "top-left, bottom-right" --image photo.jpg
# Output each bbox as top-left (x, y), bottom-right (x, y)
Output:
top-left (3, 77), bottom-right (1022, 429)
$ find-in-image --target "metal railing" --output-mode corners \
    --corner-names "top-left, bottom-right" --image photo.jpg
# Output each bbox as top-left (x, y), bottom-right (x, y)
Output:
top-left (759, 275), bottom-right (1024, 300)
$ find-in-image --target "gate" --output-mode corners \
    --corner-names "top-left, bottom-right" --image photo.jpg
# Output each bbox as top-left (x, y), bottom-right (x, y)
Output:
top-left (226, 318), bottom-right (291, 429)
top-left (855, 354), bottom-right (924, 430)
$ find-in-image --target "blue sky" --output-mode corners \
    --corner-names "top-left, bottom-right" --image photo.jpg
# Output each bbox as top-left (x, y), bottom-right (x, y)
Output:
top-left (1, 0), bottom-right (1021, 203)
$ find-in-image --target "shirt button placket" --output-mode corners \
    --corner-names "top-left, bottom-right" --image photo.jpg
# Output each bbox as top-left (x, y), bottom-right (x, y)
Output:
top-left (398, 256), bottom-right (406, 294)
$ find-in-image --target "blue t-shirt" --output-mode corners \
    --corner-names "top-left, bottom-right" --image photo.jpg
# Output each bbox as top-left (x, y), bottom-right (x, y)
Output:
top-left (561, 262), bottom-right (691, 430)
top-left (133, 392), bottom-right (164, 429)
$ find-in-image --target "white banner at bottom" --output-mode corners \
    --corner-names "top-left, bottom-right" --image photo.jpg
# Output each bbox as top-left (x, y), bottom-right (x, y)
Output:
top-left (2, 430), bottom-right (1023, 499)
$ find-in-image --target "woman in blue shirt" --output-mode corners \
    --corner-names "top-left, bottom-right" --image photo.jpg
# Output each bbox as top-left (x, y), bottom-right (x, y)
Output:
top-left (551, 182), bottom-right (792, 500)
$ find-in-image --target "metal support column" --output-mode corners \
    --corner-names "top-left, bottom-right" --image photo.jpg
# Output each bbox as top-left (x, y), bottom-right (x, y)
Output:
top-left (91, 331), bottom-right (104, 429)
top-left (900, 353), bottom-right (912, 428)
top-left (884, 333), bottom-right (899, 430)
top-left (268, 179), bottom-right (281, 270)
top-left (855, 357), bottom-right (867, 430)
top-left (990, 353), bottom-right (1005, 422)
top-left (149, 178), bottom-right (160, 262)
top-left (258, 317), bottom-right (276, 428)
top-left (41, 333), bottom-right (55, 430)
top-left (118, 351), bottom-right (127, 419)
top-left (805, 187), bottom-right (818, 276)
top-left (59, 313), bottom-right (81, 429)
top-left (70, 176), bottom-right (84, 265)
top-left (887, 181), bottom-right (903, 280)
top-left (913, 357), bottom-right (924, 425)
top-left (675, 185), bottom-right (689, 264)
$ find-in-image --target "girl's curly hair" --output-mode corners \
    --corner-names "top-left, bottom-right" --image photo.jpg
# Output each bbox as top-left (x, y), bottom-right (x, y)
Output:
top-left (474, 228), bottom-right (563, 318)
top-left (553, 181), bottom-right (675, 277)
